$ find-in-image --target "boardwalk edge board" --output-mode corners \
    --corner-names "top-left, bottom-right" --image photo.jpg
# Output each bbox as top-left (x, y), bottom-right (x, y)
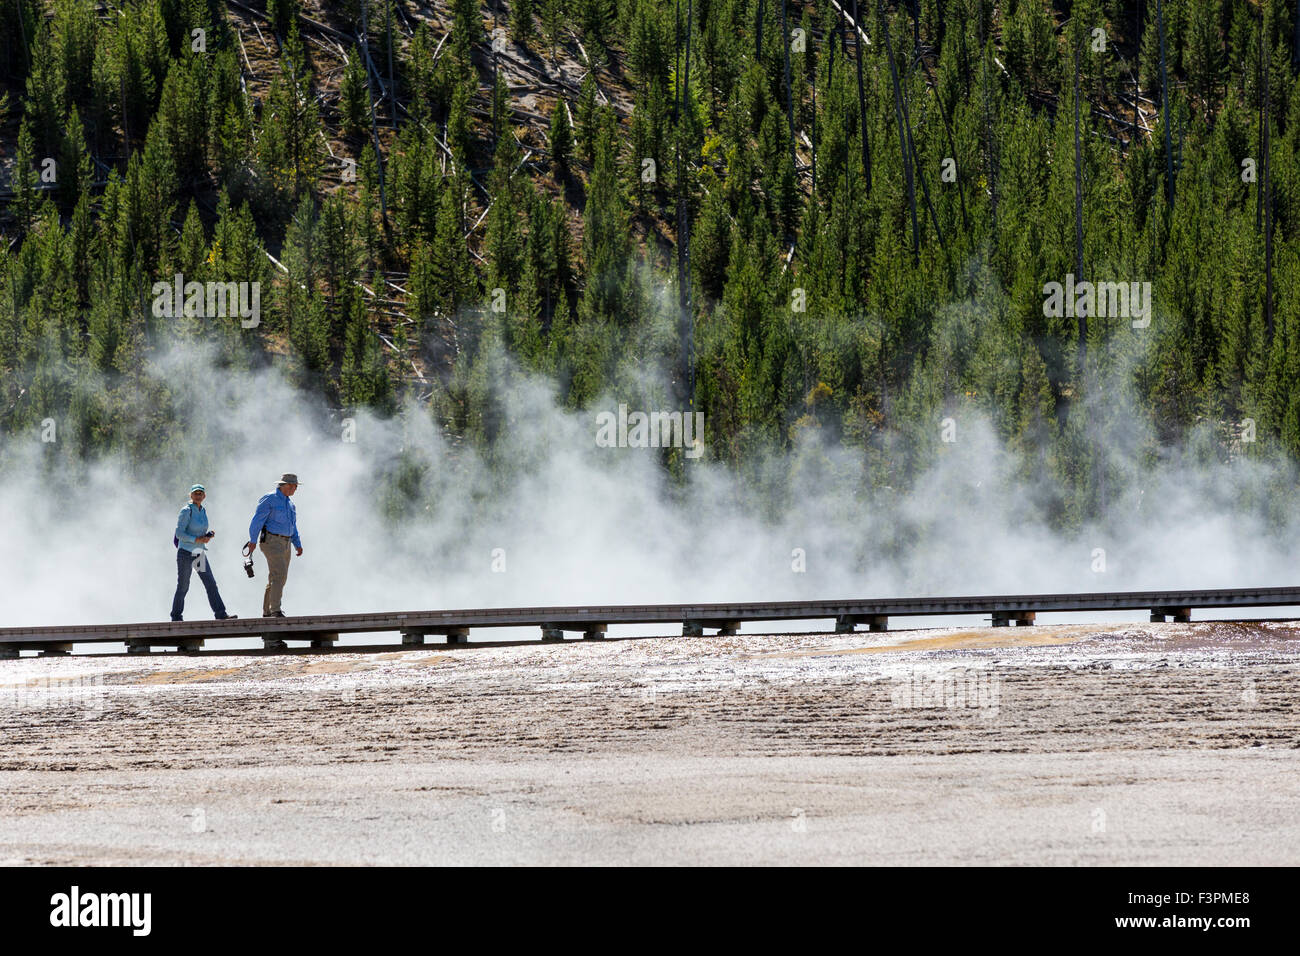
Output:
top-left (2, 587), bottom-right (1299, 654)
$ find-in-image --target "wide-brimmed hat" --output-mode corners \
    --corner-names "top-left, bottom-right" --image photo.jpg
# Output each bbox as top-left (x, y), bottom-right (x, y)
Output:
top-left (276, 473), bottom-right (301, 485)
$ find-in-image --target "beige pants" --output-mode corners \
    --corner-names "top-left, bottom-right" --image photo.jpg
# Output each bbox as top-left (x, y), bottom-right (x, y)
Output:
top-left (261, 534), bottom-right (293, 616)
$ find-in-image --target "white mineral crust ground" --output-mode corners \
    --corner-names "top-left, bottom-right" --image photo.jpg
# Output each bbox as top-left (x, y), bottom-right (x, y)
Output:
top-left (1, 621), bottom-right (1297, 865)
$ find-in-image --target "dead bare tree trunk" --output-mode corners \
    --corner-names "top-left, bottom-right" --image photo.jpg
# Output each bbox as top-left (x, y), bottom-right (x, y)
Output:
top-left (678, 0), bottom-right (695, 406)
top-left (780, 0), bottom-right (796, 184)
top-left (878, 1), bottom-right (918, 255)
top-left (359, 0), bottom-right (391, 238)
top-left (1158, 0), bottom-right (1173, 206)
top-left (850, 0), bottom-right (871, 191)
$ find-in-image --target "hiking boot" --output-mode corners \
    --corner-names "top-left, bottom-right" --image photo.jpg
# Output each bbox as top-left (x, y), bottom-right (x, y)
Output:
top-left (216, 614), bottom-right (238, 620)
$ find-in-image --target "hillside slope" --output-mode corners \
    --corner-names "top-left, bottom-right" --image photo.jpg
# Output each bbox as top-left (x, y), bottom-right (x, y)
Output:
top-left (1, 0), bottom-right (1299, 524)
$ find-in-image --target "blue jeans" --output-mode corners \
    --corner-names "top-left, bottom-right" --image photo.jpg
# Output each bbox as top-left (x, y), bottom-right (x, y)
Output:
top-left (170, 548), bottom-right (228, 620)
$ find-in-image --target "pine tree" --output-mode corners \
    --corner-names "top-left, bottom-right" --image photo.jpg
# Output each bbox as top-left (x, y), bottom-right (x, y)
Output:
top-left (576, 72), bottom-right (598, 164)
top-left (579, 112), bottom-right (630, 325)
top-left (256, 23), bottom-right (323, 211)
top-left (177, 199), bottom-right (207, 277)
top-left (408, 238), bottom-right (439, 339)
top-left (340, 52), bottom-right (369, 141)
top-left (268, 0), bottom-right (299, 39)
top-left (542, 0), bottom-right (565, 65)
top-left (340, 284), bottom-right (391, 410)
top-left (208, 191), bottom-right (265, 295)
top-left (1017, 343), bottom-right (1057, 451)
top-left (354, 144), bottom-right (384, 268)
top-left (485, 133), bottom-right (522, 294)
top-left (52, 5), bottom-right (102, 131)
top-left (319, 193), bottom-right (361, 315)
top-left (156, 53), bottom-right (207, 186)
top-left (1185, 0), bottom-right (1223, 108)
top-left (578, 0), bottom-right (614, 64)
top-left (693, 180), bottom-right (731, 303)
top-left (1006, 0), bottom-right (1058, 92)
top-left (509, 251), bottom-right (544, 362)
top-left (549, 96), bottom-right (573, 177)
top-left (69, 190), bottom-right (93, 306)
top-left (215, 96), bottom-right (253, 194)
top-left (25, 22), bottom-right (67, 155)
top-left (511, 0), bottom-right (536, 51)
top-left (406, 22), bottom-right (439, 122)
top-left (491, 65), bottom-right (512, 145)
top-left (13, 116), bottom-right (42, 232)
top-left (451, 0), bottom-right (485, 50)
top-left (430, 175), bottom-right (472, 317)
top-left (116, 0), bottom-right (171, 144)
top-left (58, 106), bottom-right (92, 213)
top-left (447, 74), bottom-right (473, 163)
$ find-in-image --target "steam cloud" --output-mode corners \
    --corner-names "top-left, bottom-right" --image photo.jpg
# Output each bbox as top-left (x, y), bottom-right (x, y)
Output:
top-left (1, 329), bottom-right (1297, 643)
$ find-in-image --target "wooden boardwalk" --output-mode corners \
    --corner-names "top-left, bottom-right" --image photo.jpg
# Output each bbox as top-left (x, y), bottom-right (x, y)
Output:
top-left (3, 586), bottom-right (1300, 656)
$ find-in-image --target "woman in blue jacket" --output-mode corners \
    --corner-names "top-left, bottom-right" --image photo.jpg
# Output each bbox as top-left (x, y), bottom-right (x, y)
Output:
top-left (171, 483), bottom-right (237, 621)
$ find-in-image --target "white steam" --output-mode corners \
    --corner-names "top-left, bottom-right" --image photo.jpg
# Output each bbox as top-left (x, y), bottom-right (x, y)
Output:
top-left (0, 334), bottom-right (1296, 639)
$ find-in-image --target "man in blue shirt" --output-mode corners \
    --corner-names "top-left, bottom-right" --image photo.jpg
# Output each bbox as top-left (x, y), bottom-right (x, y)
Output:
top-left (171, 483), bottom-right (236, 622)
top-left (246, 473), bottom-right (304, 618)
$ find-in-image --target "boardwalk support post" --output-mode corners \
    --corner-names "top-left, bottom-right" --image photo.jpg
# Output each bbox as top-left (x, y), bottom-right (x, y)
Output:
top-left (403, 627), bottom-right (470, 645)
top-left (0, 646), bottom-right (19, 659)
top-left (685, 619), bottom-right (739, 635)
top-left (582, 625), bottom-right (608, 640)
top-left (541, 624), bottom-right (565, 641)
top-left (994, 611), bottom-right (1034, 627)
top-left (127, 638), bottom-right (204, 653)
top-left (837, 614), bottom-right (888, 632)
